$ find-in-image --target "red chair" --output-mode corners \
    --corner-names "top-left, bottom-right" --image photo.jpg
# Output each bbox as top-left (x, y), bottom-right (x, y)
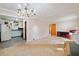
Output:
top-left (66, 35), bottom-right (71, 39)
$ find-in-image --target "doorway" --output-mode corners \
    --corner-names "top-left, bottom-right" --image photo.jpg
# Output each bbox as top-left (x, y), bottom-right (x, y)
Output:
top-left (0, 20), bottom-right (25, 49)
top-left (49, 24), bottom-right (57, 36)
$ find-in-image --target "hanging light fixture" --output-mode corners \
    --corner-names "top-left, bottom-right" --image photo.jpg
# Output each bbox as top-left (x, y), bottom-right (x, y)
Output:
top-left (17, 3), bottom-right (36, 19)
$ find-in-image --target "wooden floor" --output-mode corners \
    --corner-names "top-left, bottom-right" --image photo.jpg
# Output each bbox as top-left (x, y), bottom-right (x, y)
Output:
top-left (0, 43), bottom-right (64, 56)
top-left (0, 37), bottom-right (25, 49)
top-left (0, 37), bottom-right (66, 56)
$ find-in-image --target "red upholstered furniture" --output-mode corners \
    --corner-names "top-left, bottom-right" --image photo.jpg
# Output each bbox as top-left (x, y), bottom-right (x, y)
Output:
top-left (66, 35), bottom-right (71, 39)
top-left (57, 31), bottom-right (71, 39)
top-left (70, 30), bottom-right (77, 33)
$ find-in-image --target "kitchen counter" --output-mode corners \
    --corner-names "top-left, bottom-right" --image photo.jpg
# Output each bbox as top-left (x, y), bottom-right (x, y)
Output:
top-left (11, 29), bottom-right (22, 37)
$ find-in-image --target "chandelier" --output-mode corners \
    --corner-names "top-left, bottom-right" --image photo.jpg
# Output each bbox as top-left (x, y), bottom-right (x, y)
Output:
top-left (17, 3), bottom-right (36, 19)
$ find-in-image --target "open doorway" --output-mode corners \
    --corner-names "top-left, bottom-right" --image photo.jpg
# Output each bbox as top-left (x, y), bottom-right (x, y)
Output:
top-left (10, 20), bottom-right (23, 38)
top-left (0, 15), bottom-right (26, 48)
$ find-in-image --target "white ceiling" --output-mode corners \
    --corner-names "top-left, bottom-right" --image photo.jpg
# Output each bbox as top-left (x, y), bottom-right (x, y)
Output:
top-left (0, 3), bottom-right (79, 23)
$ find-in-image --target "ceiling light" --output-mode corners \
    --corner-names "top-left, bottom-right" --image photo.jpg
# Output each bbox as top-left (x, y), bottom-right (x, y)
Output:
top-left (17, 3), bottom-right (36, 19)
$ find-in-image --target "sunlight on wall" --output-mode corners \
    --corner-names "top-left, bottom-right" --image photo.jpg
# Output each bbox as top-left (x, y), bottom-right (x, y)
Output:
top-left (58, 15), bottom-right (78, 22)
top-left (27, 19), bottom-right (49, 42)
top-left (32, 25), bottom-right (40, 40)
top-left (57, 15), bottom-right (79, 31)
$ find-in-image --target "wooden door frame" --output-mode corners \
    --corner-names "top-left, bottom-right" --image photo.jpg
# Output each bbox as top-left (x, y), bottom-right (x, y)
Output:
top-left (0, 24), bottom-right (1, 42)
top-left (24, 21), bottom-right (27, 41)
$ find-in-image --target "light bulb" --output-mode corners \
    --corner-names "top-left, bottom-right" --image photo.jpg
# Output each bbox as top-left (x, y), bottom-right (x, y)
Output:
top-left (34, 9), bottom-right (36, 12)
top-left (18, 4), bottom-right (21, 8)
top-left (25, 3), bottom-right (27, 6)
top-left (25, 3), bottom-right (28, 6)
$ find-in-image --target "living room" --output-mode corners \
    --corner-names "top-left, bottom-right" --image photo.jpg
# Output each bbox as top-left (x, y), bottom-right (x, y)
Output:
top-left (0, 3), bottom-right (79, 56)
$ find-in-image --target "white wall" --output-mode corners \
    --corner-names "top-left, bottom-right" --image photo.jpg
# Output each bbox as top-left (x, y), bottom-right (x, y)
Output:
top-left (0, 20), bottom-right (11, 41)
top-left (0, 7), bottom-right (16, 18)
top-left (18, 21), bottom-right (23, 28)
top-left (25, 16), bottom-right (79, 42)
top-left (57, 17), bottom-right (79, 32)
top-left (26, 19), bottom-right (49, 42)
